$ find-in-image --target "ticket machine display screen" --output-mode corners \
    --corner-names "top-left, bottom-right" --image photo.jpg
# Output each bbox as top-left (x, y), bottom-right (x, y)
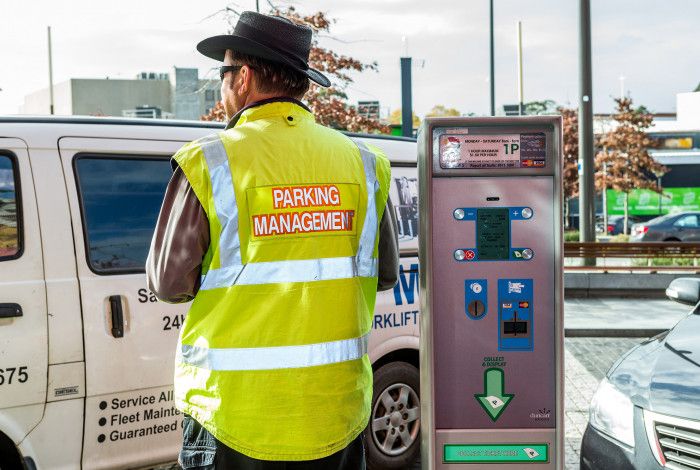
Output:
top-left (477, 208), bottom-right (510, 260)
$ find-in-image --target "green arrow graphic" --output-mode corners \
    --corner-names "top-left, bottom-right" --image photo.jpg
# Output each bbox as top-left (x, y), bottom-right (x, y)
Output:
top-left (474, 368), bottom-right (514, 422)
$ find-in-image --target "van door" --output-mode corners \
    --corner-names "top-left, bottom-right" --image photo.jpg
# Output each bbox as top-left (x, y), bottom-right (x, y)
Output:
top-left (58, 137), bottom-right (191, 469)
top-left (0, 140), bottom-right (48, 442)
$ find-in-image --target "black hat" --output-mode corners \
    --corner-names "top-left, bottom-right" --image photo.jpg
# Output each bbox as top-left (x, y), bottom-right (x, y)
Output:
top-left (197, 11), bottom-right (331, 87)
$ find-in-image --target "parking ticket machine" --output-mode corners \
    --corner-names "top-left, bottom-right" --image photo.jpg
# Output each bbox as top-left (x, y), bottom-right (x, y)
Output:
top-left (418, 117), bottom-right (564, 469)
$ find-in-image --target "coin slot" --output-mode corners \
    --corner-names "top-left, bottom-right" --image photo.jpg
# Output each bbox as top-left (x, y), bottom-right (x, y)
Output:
top-left (467, 300), bottom-right (486, 319)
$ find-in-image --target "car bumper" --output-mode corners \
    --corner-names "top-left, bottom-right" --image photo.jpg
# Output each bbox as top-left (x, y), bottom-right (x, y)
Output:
top-left (580, 412), bottom-right (663, 470)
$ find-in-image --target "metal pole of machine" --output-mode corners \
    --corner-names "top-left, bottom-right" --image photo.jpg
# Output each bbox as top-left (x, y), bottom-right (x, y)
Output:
top-left (489, 0), bottom-right (495, 116)
top-left (48, 26), bottom-right (55, 115)
top-left (517, 21), bottom-right (524, 116)
top-left (578, 0), bottom-right (596, 246)
top-left (401, 57), bottom-right (413, 137)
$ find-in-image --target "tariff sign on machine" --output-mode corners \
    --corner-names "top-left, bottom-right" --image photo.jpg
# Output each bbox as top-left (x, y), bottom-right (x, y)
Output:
top-left (418, 117), bottom-right (564, 469)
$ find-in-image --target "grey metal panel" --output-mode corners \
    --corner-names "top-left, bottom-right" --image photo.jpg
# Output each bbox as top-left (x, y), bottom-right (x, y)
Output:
top-left (419, 116), bottom-right (564, 470)
top-left (431, 177), bottom-right (556, 429)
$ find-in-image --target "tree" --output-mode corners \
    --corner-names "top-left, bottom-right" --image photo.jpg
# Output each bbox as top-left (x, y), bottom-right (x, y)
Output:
top-left (201, 101), bottom-right (226, 122)
top-left (523, 100), bottom-right (558, 115)
top-left (201, 5), bottom-right (389, 134)
top-left (558, 106), bottom-right (579, 228)
top-left (426, 105), bottom-right (460, 117)
top-left (595, 97), bottom-right (665, 234)
top-left (389, 108), bottom-right (421, 128)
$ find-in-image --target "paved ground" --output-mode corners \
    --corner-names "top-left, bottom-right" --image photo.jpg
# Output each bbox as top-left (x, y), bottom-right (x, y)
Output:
top-left (564, 297), bottom-right (689, 331)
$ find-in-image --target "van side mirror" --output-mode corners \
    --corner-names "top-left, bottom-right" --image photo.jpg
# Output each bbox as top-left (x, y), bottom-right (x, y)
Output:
top-left (666, 278), bottom-right (700, 306)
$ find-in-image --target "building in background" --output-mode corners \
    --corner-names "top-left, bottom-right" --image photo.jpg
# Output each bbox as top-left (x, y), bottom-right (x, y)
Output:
top-left (122, 105), bottom-right (166, 119)
top-left (568, 92), bottom-right (700, 227)
top-left (20, 67), bottom-right (220, 120)
top-left (357, 100), bottom-right (380, 121)
top-left (608, 92), bottom-right (700, 217)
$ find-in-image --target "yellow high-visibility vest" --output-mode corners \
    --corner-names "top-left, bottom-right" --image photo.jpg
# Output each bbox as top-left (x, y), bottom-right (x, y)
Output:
top-left (173, 101), bottom-right (391, 461)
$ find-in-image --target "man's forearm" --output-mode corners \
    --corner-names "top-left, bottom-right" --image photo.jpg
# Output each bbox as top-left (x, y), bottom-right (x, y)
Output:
top-left (146, 166), bottom-right (209, 303)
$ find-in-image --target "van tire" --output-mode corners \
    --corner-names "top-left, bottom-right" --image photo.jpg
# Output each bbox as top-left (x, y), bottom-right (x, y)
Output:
top-left (0, 432), bottom-right (24, 470)
top-left (365, 361), bottom-right (420, 470)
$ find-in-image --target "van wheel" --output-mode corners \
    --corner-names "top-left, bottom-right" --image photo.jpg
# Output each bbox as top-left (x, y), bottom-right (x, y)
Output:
top-left (0, 431), bottom-right (24, 470)
top-left (365, 361), bottom-right (420, 469)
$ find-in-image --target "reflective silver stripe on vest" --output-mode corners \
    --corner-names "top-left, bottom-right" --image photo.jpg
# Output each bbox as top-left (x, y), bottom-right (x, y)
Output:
top-left (354, 140), bottom-right (379, 277)
top-left (202, 256), bottom-right (380, 289)
top-left (178, 333), bottom-right (370, 371)
top-left (199, 139), bottom-right (379, 290)
top-left (199, 135), bottom-right (244, 290)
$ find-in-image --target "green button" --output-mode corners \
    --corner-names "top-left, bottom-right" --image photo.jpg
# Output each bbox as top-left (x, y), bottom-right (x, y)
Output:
top-left (444, 444), bottom-right (548, 463)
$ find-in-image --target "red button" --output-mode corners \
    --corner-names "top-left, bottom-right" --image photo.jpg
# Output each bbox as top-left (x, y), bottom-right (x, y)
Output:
top-left (465, 250), bottom-right (475, 260)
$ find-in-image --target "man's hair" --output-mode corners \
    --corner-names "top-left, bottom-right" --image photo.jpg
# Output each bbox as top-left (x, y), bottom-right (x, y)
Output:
top-left (232, 51), bottom-right (310, 99)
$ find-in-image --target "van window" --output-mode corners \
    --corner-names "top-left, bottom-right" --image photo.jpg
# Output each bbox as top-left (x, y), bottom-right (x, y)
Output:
top-left (75, 156), bottom-right (171, 274)
top-left (0, 154), bottom-right (21, 260)
top-left (391, 168), bottom-right (419, 250)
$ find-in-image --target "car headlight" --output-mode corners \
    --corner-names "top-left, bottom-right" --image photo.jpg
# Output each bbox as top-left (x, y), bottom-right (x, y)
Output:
top-left (589, 378), bottom-right (635, 447)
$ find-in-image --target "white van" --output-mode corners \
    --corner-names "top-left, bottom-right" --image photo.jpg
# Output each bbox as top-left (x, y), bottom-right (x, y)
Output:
top-left (0, 117), bottom-right (420, 470)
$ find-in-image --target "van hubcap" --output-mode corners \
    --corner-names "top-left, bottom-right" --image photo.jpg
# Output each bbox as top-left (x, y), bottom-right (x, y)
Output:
top-left (371, 383), bottom-right (420, 456)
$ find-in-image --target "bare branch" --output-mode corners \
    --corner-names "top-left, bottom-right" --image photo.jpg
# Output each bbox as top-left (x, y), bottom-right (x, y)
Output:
top-left (316, 34), bottom-right (382, 44)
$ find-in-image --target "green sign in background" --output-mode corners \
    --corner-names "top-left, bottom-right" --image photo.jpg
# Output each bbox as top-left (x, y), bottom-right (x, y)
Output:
top-left (606, 187), bottom-right (700, 216)
top-left (444, 444), bottom-right (549, 463)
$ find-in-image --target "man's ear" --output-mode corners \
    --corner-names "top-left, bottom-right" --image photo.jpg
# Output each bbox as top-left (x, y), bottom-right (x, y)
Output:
top-left (238, 65), bottom-right (253, 96)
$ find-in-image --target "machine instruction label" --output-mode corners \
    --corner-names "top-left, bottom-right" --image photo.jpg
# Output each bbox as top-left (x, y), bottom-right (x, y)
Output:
top-left (439, 133), bottom-right (546, 169)
top-left (498, 279), bottom-right (534, 351)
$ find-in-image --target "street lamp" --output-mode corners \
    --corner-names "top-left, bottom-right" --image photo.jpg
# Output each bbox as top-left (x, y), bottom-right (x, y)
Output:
top-left (652, 168), bottom-right (666, 215)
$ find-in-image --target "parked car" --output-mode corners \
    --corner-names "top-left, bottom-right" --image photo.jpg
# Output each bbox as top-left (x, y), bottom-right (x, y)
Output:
top-left (0, 117), bottom-right (420, 469)
top-left (604, 215), bottom-right (642, 235)
top-left (630, 212), bottom-right (700, 241)
top-left (580, 277), bottom-right (700, 470)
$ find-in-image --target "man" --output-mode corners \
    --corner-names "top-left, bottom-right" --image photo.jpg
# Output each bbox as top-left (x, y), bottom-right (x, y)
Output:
top-left (146, 11), bottom-right (399, 469)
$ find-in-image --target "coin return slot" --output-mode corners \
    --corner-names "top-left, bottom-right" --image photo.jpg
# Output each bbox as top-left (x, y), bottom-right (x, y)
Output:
top-left (467, 300), bottom-right (486, 319)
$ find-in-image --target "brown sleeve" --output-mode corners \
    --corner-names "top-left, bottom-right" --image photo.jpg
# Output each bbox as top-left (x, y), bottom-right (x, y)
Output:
top-left (377, 195), bottom-right (400, 291)
top-left (146, 165), bottom-right (209, 303)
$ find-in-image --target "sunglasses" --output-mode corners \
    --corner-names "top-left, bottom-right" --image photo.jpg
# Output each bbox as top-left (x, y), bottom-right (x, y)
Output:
top-left (219, 65), bottom-right (250, 81)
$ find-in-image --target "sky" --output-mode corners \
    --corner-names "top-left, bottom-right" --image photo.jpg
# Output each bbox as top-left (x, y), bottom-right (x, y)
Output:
top-left (1, 0), bottom-right (699, 117)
